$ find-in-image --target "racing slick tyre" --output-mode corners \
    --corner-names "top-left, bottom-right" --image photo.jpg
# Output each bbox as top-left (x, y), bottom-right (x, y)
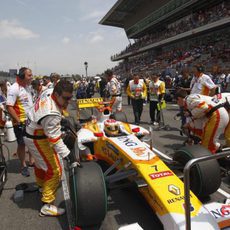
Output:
top-left (173, 145), bottom-right (221, 198)
top-left (69, 161), bottom-right (107, 227)
top-left (113, 111), bottom-right (128, 123)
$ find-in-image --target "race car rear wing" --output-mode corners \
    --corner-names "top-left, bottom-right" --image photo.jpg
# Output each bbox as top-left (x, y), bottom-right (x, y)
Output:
top-left (77, 97), bottom-right (103, 109)
top-left (76, 97), bottom-right (103, 120)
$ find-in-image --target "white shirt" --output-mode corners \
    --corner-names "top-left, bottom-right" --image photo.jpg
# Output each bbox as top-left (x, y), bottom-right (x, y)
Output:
top-left (190, 73), bottom-right (216, 95)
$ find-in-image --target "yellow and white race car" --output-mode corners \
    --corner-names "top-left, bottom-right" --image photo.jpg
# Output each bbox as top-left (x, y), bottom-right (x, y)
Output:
top-left (64, 97), bottom-right (230, 230)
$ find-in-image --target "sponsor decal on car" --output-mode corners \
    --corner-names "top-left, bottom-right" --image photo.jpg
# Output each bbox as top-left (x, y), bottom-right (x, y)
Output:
top-left (131, 147), bottom-right (148, 156)
top-left (102, 146), bottom-right (119, 162)
top-left (77, 97), bottom-right (103, 108)
top-left (149, 170), bottom-right (173, 180)
top-left (106, 141), bottom-right (119, 155)
top-left (167, 194), bottom-right (193, 204)
top-left (151, 165), bottom-right (158, 171)
top-left (168, 184), bottom-right (181, 196)
top-left (117, 136), bottom-right (138, 147)
top-left (210, 204), bottom-right (230, 219)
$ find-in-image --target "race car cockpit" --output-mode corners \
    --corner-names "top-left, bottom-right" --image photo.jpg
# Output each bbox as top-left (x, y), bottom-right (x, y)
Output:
top-left (103, 119), bottom-right (128, 137)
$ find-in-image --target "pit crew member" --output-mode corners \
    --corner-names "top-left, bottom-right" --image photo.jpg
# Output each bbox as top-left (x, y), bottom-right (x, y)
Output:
top-left (6, 67), bottom-right (34, 177)
top-left (176, 89), bottom-right (230, 153)
top-left (24, 80), bottom-right (73, 216)
top-left (149, 72), bottom-right (165, 125)
top-left (190, 64), bottom-right (216, 96)
top-left (126, 74), bottom-right (147, 125)
top-left (105, 69), bottom-right (122, 112)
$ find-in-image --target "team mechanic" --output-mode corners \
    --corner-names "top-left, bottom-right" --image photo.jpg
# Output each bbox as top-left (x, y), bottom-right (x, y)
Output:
top-left (148, 72), bottom-right (165, 125)
top-left (24, 80), bottom-right (73, 216)
top-left (105, 69), bottom-right (122, 112)
top-left (6, 67), bottom-right (34, 177)
top-left (190, 64), bottom-right (217, 96)
top-left (126, 74), bottom-right (147, 125)
top-left (176, 89), bottom-right (230, 153)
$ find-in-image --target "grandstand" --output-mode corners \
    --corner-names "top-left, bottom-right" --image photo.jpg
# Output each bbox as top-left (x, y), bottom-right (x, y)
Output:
top-left (100, 0), bottom-right (230, 75)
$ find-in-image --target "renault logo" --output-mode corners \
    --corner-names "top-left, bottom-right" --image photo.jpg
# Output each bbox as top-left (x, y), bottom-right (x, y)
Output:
top-left (168, 184), bottom-right (180, 196)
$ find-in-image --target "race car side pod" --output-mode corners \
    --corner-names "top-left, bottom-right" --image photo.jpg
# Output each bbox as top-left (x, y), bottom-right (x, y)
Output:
top-left (184, 150), bottom-right (230, 230)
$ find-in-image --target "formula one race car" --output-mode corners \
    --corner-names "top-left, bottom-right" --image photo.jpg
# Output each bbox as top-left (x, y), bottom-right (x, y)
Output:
top-left (63, 97), bottom-right (230, 230)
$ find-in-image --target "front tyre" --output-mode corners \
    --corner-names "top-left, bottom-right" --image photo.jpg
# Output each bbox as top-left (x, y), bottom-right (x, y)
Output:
top-left (69, 162), bottom-right (107, 227)
top-left (173, 145), bottom-right (221, 198)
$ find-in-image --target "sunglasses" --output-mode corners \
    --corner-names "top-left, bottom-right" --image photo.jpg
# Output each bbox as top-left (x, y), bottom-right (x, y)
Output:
top-left (61, 95), bottom-right (73, 101)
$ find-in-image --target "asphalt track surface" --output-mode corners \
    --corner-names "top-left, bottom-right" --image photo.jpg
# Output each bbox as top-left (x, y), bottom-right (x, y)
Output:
top-left (0, 95), bottom-right (229, 230)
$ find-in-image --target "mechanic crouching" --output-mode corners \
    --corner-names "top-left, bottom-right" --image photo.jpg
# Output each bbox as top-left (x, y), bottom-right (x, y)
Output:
top-left (24, 80), bottom-right (73, 217)
top-left (175, 89), bottom-right (230, 153)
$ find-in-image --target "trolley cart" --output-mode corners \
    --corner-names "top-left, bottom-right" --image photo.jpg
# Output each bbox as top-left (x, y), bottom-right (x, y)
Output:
top-left (156, 100), bottom-right (170, 131)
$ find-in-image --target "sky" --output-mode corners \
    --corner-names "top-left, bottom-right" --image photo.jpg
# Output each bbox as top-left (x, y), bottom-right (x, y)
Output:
top-left (0, 0), bottom-right (130, 76)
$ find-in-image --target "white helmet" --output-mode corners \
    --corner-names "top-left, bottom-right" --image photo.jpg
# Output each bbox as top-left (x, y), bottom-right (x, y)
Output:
top-left (104, 119), bottom-right (120, 136)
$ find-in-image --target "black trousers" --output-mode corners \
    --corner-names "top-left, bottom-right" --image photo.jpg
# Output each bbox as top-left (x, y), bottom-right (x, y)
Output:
top-left (131, 99), bottom-right (144, 123)
top-left (149, 101), bottom-right (160, 123)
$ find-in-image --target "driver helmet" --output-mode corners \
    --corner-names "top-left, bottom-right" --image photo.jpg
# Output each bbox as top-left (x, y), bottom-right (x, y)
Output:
top-left (104, 119), bottom-right (120, 136)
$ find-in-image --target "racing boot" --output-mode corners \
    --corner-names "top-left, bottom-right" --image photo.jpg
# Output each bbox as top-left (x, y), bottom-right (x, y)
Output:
top-left (39, 204), bottom-right (65, 217)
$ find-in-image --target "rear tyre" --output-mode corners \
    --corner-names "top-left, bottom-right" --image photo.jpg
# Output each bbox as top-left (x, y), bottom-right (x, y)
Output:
top-left (69, 162), bottom-right (107, 227)
top-left (173, 145), bottom-right (221, 198)
top-left (113, 111), bottom-right (128, 123)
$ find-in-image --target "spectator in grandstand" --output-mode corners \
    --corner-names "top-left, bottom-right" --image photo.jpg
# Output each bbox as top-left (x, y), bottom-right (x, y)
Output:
top-left (190, 64), bottom-right (217, 96)
top-left (225, 69), bottom-right (230, 92)
top-left (148, 72), bottom-right (165, 126)
top-left (126, 74), bottom-right (147, 125)
top-left (113, 1), bottom-right (229, 59)
top-left (105, 69), bottom-right (122, 112)
top-left (42, 75), bottom-right (53, 89)
top-left (6, 67), bottom-right (34, 177)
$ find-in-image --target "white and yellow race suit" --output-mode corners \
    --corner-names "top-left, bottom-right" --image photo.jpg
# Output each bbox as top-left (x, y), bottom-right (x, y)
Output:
top-left (185, 94), bottom-right (230, 153)
top-left (24, 92), bottom-right (70, 204)
top-left (106, 76), bottom-right (122, 111)
top-left (6, 80), bottom-right (33, 124)
top-left (190, 73), bottom-right (216, 95)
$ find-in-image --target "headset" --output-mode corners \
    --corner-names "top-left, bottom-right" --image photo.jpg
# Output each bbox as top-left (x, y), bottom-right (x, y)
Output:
top-left (195, 64), bottom-right (205, 72)
top-left (18, 67), bottom-right (28, 79)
